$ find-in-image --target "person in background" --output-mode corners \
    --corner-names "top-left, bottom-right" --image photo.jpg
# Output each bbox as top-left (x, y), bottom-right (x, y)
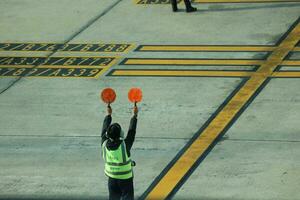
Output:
top-left (171, 0), bottom-right (197, 12)
top-left (101, 104), bottom-right (138, 200)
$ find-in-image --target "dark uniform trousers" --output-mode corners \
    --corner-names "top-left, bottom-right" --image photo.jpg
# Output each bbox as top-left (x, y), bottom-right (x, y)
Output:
top-left (108, 177), bottom-right (134, 200)
top-left (171, 0), bottom-right (193, 10)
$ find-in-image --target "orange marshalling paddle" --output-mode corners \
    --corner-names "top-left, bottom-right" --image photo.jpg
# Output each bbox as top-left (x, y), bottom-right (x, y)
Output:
top-left (128, 88), bottom-right (143, 106)
top-left (101, 88), bottom-right (116, 105)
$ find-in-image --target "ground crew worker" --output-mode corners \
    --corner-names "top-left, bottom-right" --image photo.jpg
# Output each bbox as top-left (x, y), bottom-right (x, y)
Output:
top-left (101, 104), bottom-right (138, 200)
top-left (171, 0), bottom-right (197, 12)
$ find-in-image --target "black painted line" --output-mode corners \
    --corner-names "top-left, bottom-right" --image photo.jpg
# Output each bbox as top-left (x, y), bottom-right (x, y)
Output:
top-left (274, 65), bottom-right (283, 72)
top-left (164, 17), bottom-right (300, 199)
top-left (166, 78), bottom-right (271, 199)
top-left (275, 17), bottom-right (300, 46)
top-left (139, 77), bottom-right (249, 199)
top-left (285, 51), bottom-right (294, 60)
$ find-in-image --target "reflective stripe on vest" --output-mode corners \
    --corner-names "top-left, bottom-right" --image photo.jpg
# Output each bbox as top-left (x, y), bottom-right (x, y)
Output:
top-left (102, 140), bottom-right (133, 179)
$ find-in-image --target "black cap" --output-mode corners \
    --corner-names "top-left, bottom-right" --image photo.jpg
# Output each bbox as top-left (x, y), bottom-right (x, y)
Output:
top-left (107, 123), bottom-right (121, 141)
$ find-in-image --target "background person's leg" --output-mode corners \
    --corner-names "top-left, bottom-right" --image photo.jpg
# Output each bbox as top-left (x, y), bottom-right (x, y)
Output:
top-left (183, 0), bottom-right (197, 12)
top-left (170, 0), bottom-right (178, 12)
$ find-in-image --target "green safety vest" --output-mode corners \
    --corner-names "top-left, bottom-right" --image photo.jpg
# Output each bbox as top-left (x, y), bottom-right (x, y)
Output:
top-left (102, 140), bottom-right (133, 179)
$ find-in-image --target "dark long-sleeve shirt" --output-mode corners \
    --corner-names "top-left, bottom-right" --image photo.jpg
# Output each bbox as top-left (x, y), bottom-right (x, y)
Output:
top-left (101, 115), bottom-right (137, 157)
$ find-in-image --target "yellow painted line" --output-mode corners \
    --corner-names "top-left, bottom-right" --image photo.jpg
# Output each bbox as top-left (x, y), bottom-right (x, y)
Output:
top-left (123, 44), bottom-right (136, 54)
top-left (123, 59), bottom-right (264, 65)
top-left (123, 59), bottom-right (300, 66)
top-left (294, 47), bottom-right (300, 51)
top-left (112, 70), bottom-right (253, 77)
top-left (138, 45), bottom-right (276, 52)
top-left (272, 71), bottom-right (300, 77)
top-left (94, 58), bottom-right (119, 79)
top-left (282, 60), bottom-right (300, 66)
top-left (193, 0), bottom-right (300, 2)
top-left (145, 19), bottom-right (300, 200)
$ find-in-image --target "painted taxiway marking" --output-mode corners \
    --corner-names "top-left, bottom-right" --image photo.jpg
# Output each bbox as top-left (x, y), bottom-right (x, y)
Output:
top-left (110, 69), bottom-right (254, 77)
top-left (0, 67), bottom-right (103, 78)
top-left (272, 71), bottom-right (300, 77)
top-left (136, 0), bottom-right (300, 4)
top-left (120, 58), bottom-right (300, 66)
top-left (136, 45), bottom-right (300, 52)
top-left (110, 69), bottom-right (300, 78)
top-left (0, 56), bottom-right (116, 67)
top-left (142, 18), bottom-right (300, 200)
top-left (0, 56), bottom-right (117, 78)
top-left (0, 43), bottom-right (133, 53)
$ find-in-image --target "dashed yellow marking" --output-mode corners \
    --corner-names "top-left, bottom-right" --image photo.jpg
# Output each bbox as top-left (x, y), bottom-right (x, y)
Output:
top-left (145, 19), bottom-right (300, 200)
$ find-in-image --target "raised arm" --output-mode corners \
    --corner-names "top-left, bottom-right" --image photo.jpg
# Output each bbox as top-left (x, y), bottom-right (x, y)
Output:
top-left (101, 105), bottom-right (112, 145)
top-left (125, 106), bottom-right (138, 156)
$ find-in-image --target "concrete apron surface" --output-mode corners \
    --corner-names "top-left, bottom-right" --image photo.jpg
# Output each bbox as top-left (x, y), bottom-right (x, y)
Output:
top-left (0, 0), bottom-right (300, 199)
